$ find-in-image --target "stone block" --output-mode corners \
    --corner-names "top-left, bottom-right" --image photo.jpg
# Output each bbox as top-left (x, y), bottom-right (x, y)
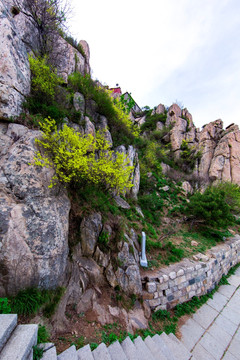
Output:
top-left (146, 282), bottom-right (157, 293)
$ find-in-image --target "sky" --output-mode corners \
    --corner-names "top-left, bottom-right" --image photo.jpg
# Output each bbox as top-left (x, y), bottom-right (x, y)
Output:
top-left (67, 0), bottom-right (240, 129)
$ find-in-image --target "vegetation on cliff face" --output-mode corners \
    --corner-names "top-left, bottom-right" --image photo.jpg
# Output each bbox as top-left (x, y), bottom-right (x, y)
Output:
top-left (33, 118), bottom-right (134, 194)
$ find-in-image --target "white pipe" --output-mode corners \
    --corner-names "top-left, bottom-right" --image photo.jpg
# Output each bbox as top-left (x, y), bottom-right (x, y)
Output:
top-left (140, 231), bottom-right (148, 267)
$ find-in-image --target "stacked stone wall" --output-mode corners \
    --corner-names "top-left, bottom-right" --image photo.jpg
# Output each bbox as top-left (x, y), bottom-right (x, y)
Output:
top-left (142, 235), bottom-right (240, 311)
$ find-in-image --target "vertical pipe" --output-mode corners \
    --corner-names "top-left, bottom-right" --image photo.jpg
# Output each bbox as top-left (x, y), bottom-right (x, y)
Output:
top-left (140, 231), bottom-right (148, 267)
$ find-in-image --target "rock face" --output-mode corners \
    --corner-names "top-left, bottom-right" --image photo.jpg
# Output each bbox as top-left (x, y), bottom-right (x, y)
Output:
top-left (0, 0), bottom-right (90, 119)
top-left (0, 123), bottom-right (71, 296)
top-left (153, 102), bottom-right (240, 188)
top-left (209, 124), bottom-right (240, 184)
top-left (0, 0), bottom-right (30, 120)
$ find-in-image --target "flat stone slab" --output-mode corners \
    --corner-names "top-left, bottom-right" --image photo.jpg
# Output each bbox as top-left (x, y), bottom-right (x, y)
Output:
top-left (77, 344), bottom-right (94, 360)
top-left (192, 304), bottom-right (218, 329)
top-left (215, 314), bottom-right (238, 336)
top-left (0, 324), bottom-right (38, 360)
top-left (227, 275), bottom-right (240, 287)
top-left (218, 285), bottom-right (237, 299)
top-left (144, 336), bottom-right (168, 360)
top-left (134, 336), bottom-right (155, 360)
top-left (121, 336), bottom-right (139, 360)
top-left (221, 306), bottom-right (240, 325)
top-left (108, 341), bottom-right (128, 360)
top-left (207, 291), bottom-right (229, 312)
top-left (234, 267), bottom-right (240, 276)
top-left (0, 314), bottom-right (17, 352)
top-left (199, 332), bottom-right (226, 359)
top-left (226, 328), bottom-right (240, 360)
top-left (207, 323), bottom-right (232, 349)
top-left (192, 343), bottom-right (215, 360)
top-left (57, 345), bottom-right (77, 360)
top-left (223, 352), bottom-right (238, 360)
top-left (179, 318), bottom-right (205, 351)
top-left (92, 343), bottom-right (111, 360)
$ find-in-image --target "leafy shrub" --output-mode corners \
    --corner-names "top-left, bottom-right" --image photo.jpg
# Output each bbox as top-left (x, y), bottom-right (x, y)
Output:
top-left (178, 139), bottom-right (202, 172)
top-left (33, 118), bottom-right (133, 194)
top-left (140, 112), bottom-right (167, 132)
top-left (29, 55), bottom-right (63, 100)
top-left (0, 298), bottom-right (11, 314)
top-left (68, 72), bottom-right (139, 145)
top-left (184, 185), bottom-right (235, 227)
top-left (214, 182), bottom-right (240, 214)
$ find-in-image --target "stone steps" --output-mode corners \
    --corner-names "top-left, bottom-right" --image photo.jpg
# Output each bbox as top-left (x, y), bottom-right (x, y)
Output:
top-left (0, 314), bottom-right (194, 360)
top-left (0, 316), bottom-right (38, 360)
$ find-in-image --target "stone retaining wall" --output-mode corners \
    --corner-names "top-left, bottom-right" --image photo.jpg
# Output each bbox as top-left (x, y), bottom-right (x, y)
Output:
top-left (142, 235), bottom-right (240, 311)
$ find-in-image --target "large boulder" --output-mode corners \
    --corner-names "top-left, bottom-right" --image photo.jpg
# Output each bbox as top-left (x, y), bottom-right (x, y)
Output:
top-left (0, 123), bottom-right (71, 296)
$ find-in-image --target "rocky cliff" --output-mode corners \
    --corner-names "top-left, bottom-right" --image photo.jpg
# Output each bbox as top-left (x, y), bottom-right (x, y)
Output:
top-left (140, 103), bottom-right (240, 188)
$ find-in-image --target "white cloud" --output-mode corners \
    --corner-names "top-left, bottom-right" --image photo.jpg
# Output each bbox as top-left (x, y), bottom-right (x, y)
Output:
top-left (68, 0), bottom-right (240, 129)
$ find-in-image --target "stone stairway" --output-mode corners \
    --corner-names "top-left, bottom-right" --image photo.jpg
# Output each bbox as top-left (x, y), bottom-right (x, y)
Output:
top-left (0, 267), bottom-right (239, 359)
top-left (0, 314), bottom-right (38, 359)
top-left (0, 314), bottom-right (193, 360)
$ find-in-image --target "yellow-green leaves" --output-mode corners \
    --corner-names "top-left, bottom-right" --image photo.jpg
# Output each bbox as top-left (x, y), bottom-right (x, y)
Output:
top-left (33, 118), bottom-right (134, 194)
top-left (29, 55), bottom-right (63, 99)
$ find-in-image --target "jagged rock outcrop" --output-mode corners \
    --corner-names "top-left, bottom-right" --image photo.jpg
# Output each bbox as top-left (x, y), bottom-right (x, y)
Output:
top-left (0, 123), bottom-right (71, 296)
top-left (165, 104), bottom-right (197, 159)
top-left (151, 102), bottom-right (240, 188)
top-left (209, 124), bottom-right (240, 184)
top-left (196, 119), bottom-right (223, 182)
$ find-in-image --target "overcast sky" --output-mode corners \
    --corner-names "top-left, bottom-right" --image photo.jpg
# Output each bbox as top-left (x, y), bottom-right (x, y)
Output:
top-left (68, 0), bottom-right (240, 129)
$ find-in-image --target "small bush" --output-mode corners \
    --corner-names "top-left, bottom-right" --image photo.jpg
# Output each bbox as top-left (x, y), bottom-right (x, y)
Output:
top-left (0, 298), bottom-right (11, 314)
top-left (140, 112), bottom-right (167, 132)
top-left (68, 72), bottom-right (139, 145)
top-left (33, 118), bottom-right (134, 194)
top-left (29, 55), bottom-right (63, 100)
top-left (185, 185), bottom-right (235, 228)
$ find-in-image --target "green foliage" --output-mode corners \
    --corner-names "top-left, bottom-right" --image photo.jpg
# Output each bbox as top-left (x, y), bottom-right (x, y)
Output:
top-left (25, 55), bottom-right (66, 124)
top-left (140, 112), bottom-right (167, 132)
top-left (90, 343), bottom-right (98, 351)
top-left (120, 93), bottom-right (135, 114)
top-left (11, 288), bottom-right (45, 316)
top-left (10, 287), bottom-right (64, 317)
top-left (29, 55), bottom-right (63, 100)
top-left (214, 182), bottom-right (240, 214)
top-left (162, 242), bottom-right (185, 265)
top-left (33, 346), bottom-right (44, 360)
top-left (68, 72), bottom-right (139, 145)
top-left (178, 139), bottom-right (202, 172)
top-left (33, 118), bottom-right (133, 194)
top-left (98, 231), bottom-right (110, 245)
top-left (42, 287), bottom-right (65, 318)
top-left (185, 185), bottom-right (235, 227)
top-left (37, 325), bottom-right (50, 343)
top-left (0, 298), bottom-right (11, 314)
